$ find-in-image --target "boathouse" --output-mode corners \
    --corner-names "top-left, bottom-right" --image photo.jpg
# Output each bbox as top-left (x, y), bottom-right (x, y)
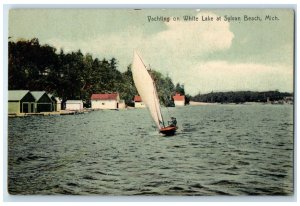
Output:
top-left (134, 95), bottom-right (146, 108)
top-left (65, 100), bottom-right (83, 111)
top-left (173, 93), bottom-right (185, 106)
top-left (8, 90), bottom-right (36, 114)
top-left (48, 94), bottom-right (62, 112)
top-left (91, 93), bottom-right (120, 110)
top-left (31, 91), bottom-right (53, 112)
top-left (48, 94), bottom-right (57, 111)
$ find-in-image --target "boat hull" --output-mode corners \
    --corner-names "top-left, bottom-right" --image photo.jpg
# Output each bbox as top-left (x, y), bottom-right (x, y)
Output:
top-left (159, 126), bottom-right (177, 136)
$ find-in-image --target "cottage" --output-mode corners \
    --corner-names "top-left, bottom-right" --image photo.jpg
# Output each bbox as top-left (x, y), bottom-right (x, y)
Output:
top-left (8, 90), bottom-right (36, 114)
top-left (134, 95), bottom-right (146, 108)
top-left (65, 100), bottom-right (83, 111)
top-left (31, 91), bottom-right (53, 112)
top-left (91, 93), bottom-right (120, 110)
top-left (173, 93), bottom-right (185, 106)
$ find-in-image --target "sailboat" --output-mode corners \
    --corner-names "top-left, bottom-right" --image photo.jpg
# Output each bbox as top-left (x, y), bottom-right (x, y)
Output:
top-left (132, 51), bottom-right (177, 136)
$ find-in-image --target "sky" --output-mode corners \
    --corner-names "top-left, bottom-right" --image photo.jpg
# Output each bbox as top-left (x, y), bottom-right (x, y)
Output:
top-left (9, 8), bottom-right (294, 95)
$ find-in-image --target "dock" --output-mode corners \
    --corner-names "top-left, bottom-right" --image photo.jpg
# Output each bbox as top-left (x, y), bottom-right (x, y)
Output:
top-left (8, 109), bottom-right (92, 118)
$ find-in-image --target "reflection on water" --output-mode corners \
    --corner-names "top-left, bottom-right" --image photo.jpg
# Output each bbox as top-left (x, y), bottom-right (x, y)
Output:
top-left (8, 104), bottom-right (293, 195)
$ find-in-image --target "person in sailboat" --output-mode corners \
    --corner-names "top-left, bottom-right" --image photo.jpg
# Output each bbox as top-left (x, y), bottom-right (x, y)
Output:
top-left (168, 117), bottom-right (177, 127)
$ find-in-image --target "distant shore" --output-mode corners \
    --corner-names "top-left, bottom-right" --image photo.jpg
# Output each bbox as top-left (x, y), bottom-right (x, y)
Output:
top-left (189, 101), bottom-right (218, 106)
top-left (189, 101), bottom-right (292, 106)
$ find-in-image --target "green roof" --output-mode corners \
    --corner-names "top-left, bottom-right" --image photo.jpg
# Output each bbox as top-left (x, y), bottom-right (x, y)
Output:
top-left (8, 90), bottom-right (31, 101)
top-left (31, 91), bottom-right (46, 101)
top-left (48, 93), bottom-right (57, 102)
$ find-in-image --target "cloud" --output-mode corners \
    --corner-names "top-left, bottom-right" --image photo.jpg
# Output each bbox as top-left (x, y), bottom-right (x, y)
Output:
top-left (47, 25), bottom-right (145, 65)
top-left (47, 12), bottom-right (234, 68)
top-left (45, 12), bottom-right (292, 95)
top-left (155, 12), bottom-right (234, 55)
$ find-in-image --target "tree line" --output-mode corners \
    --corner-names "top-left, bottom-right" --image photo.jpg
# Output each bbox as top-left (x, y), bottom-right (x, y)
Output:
top-left (9, 38), bottom-right (186, 106)
top-left (191, 90), bottom-right (293, 104)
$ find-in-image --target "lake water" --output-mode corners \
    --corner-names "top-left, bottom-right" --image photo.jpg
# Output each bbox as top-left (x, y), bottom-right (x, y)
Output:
top-left (8, 104), bottom-right (294, 196)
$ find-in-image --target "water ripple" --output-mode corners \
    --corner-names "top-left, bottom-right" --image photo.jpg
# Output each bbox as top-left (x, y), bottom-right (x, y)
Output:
top-left (8, 105), bottom-right (293, 195)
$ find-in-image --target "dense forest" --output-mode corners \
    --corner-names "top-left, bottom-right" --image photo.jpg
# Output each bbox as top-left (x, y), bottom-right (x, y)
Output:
top-left (9, 38), bottom-right (292, 107)
top-left (192, 91), bottom-right (293, 104)
top-left (8, 38), bottom-right (186, 107)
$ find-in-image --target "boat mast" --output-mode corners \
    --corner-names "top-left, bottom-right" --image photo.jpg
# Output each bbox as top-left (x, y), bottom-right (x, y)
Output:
top-left (153, 81), bottom-right (165, 128)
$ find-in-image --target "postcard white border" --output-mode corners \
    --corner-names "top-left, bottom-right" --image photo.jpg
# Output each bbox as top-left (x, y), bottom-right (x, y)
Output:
top-left (1, 1), bottom-right (299, 205)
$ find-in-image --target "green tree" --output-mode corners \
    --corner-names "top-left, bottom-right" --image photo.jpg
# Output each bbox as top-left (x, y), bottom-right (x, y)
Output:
top-left (175, 83), bottom-right (185, 95)
top-left (8, 38), bottom-right (188, 108)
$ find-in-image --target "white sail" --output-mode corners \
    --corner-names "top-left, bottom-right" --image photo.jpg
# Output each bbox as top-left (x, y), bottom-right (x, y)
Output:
top-left (132, 51), bottom-right (164, 129)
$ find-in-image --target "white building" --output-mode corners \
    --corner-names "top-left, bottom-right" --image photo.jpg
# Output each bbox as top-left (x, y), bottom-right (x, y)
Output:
top-left (134, 95), bottom-right (146, 108)
top-left (118, 100), bottom-right (126, 109)
top-left (173, 93), bottom-right (185, 106)
top-left (65, 100), bottom-right (83, 111)
top-left (91, 93), bottom-right (120, 110)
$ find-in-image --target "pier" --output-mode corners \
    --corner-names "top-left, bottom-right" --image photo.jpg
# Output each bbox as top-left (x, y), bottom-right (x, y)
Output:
top-left (8, 109), bottom-right (92, 118)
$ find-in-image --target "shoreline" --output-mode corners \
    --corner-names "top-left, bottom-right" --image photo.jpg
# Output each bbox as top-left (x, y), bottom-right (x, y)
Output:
top-left (8, 102), bottom-right (293, 117)
top-left (189, 101), bottom-right (218, 106)
top-left (8, 109), bottom-right (92, 118)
